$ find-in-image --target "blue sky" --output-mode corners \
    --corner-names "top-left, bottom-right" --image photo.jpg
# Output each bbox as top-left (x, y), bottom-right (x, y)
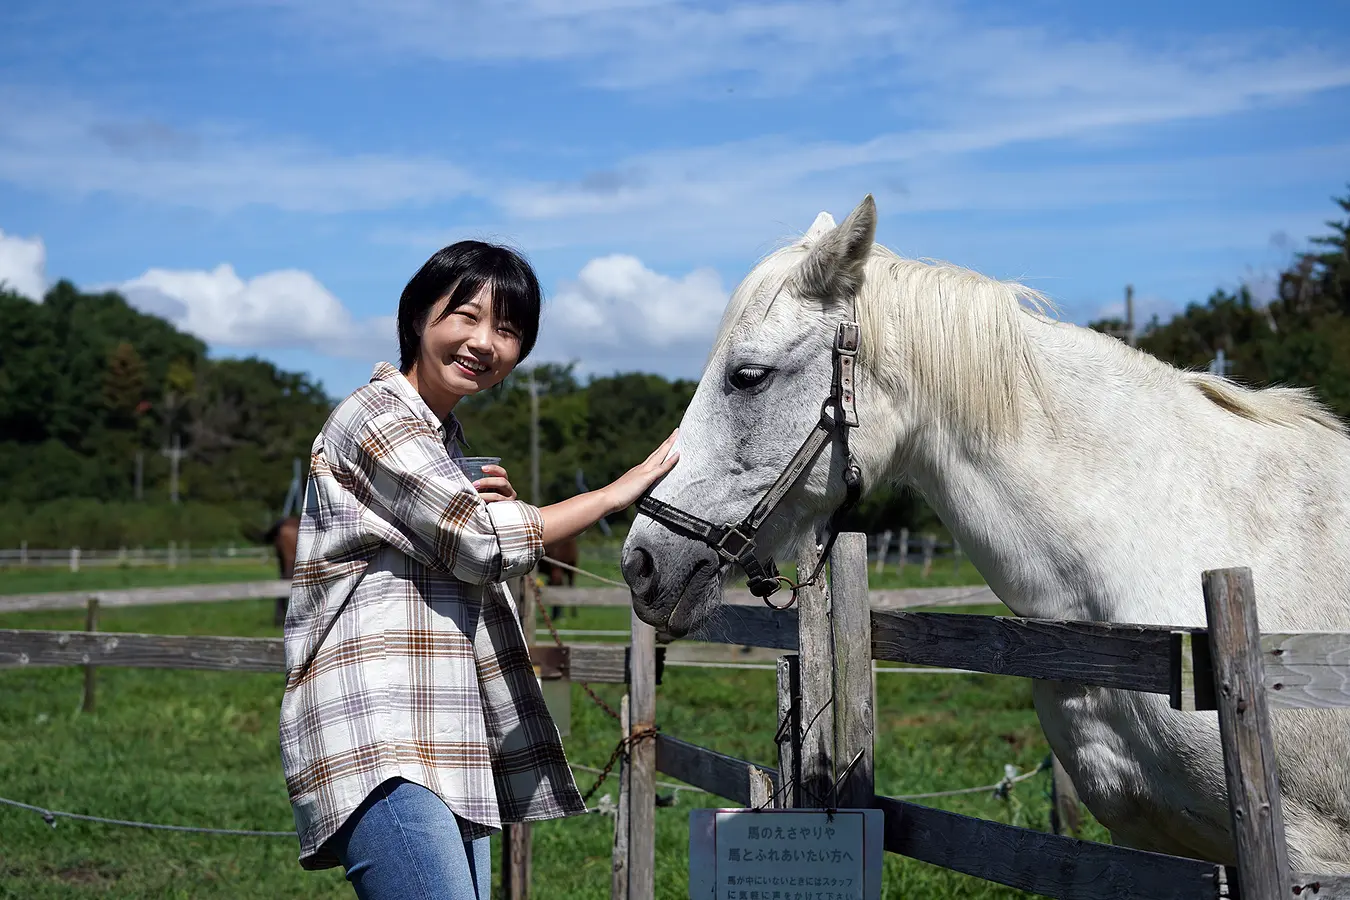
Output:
top-left (1, 0), bottom-right (1347, 399)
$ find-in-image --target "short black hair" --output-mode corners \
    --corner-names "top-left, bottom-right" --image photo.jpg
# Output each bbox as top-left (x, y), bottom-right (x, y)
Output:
top-left (397, 240), bottom-right (542, 373)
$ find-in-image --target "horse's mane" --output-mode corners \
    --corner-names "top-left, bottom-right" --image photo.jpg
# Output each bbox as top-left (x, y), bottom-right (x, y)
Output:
top-left (1185, 373), bottom-right (1344, 433)
top-left (711, 239), bottom-right (1051, 441)
top-left (712, 232), bottom-right (1345, 439)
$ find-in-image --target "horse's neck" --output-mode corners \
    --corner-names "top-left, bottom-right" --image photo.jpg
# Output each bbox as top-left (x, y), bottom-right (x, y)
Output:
top-left (898, 321), bottom-right (1188, 624)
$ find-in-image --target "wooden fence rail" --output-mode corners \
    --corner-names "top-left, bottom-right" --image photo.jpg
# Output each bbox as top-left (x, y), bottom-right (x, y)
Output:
top-left (0, 629), bottom-right (633, 683)
top-left (691, 604), bottom-right (1350, 711)
top-left (0, 581), bottom-right (294, 613)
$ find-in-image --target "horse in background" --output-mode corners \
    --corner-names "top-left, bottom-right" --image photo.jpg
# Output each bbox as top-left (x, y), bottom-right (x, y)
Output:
top-left (261, 516), bottom-right (300, 627)
top-left (537, 535), bottom-right (579, 623)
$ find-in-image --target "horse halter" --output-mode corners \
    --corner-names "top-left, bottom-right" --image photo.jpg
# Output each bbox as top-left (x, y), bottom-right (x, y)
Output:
top-left (636, 321), bottom-right (864, 608)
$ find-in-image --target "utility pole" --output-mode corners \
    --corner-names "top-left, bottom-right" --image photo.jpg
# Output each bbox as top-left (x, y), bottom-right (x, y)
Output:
top-left (161, 434), bottom-right (184, 504)
top-left (1209, 348), bottom-right (1232, 378)
top-left (1103, 284), bottom-right (1137, 346)
top-left (1124, 284), bottom-right (1136, 347)
top-left (528, 369), bottom-right (540, 506)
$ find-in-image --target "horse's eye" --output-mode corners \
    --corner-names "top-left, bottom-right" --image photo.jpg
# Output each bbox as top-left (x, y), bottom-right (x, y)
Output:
top-left (729, 366), bottom-right (773, 391)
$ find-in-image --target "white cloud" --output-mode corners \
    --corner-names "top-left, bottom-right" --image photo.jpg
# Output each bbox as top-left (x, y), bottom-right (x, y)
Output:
top-left (0, 229), bottom-right (47, 300)
top-left (535, 255), bottom-right (728, 372)
top-left (118, 263), bottom-right (395, 360)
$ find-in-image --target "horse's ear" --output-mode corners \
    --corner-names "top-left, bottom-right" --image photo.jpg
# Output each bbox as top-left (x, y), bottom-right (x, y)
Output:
top-left (804, 211), bottom-right (836, 244)
top-left (795, 194), bottom-right (876, 301)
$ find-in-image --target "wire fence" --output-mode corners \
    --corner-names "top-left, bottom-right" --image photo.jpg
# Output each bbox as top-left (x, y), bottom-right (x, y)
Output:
top-left (0, 756), bottom-right (1052, 838)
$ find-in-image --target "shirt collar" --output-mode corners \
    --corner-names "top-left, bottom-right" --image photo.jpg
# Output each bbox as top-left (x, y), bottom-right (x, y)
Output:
top-left (369, 361), bottom-right (470, 450)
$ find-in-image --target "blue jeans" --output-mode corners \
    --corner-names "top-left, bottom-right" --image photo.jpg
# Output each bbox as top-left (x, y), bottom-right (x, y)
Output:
top-left (327, 778), bottom-right (491, 900)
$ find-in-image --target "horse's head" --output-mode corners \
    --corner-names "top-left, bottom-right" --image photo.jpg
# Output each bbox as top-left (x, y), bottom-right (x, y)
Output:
top-left (622, 195), bottom-right (889, 636)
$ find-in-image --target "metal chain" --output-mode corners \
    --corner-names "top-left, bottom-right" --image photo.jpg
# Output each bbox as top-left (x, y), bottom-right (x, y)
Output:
top-left (580, 725), bottom-right (658, 804)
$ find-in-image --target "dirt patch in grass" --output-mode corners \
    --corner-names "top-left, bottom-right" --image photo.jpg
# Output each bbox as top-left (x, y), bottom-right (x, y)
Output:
top-left (885, 710), bottom-right (958, 728)
top-left (54, 862), bottom-right (119, 887)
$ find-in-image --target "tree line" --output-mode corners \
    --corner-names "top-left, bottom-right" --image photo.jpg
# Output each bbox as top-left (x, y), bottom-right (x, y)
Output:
top-left (1089, 188), bottom-right (1350, 418)
top-left (1, 186), bottom-right (1345, 548)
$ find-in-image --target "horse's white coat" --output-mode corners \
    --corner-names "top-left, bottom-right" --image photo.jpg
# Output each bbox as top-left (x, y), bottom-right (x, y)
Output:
top-left (622, 195), bottom-right (1350, 872)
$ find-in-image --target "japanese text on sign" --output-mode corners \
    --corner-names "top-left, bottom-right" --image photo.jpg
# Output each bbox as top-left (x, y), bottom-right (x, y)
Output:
top-left (715, 811), bottom-right (864, 900)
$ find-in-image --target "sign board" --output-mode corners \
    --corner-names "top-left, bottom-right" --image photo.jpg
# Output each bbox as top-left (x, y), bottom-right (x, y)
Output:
top-left (689, 808), bottom-right (884, 900)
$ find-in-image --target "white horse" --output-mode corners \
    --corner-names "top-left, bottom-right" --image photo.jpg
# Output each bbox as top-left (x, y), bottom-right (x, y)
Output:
top-left (621, 195), bottom-right (1350, 873)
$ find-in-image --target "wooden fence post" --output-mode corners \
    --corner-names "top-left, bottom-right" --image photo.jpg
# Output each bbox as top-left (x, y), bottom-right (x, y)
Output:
top-left (503, 575), bottom-right (536, 900)
top-left (830, 533), bottom-right (874, 808)
top-left (874, 530), bottom-right (892, 574)
top-left (1202, 567), bottom-right (1289, 900)
top-left (920, 534), bottom-right (936, 579)
top-left (776, 655), bottom-right (801, 808)
top-left (610, 694), bottom-right (630, 900)
top-left (896, 528), bottom-right (909, 574)
top-left (168, 541), bottom-right (177, 570)
top-left (1049, 755), bottom-right (1082, 836)
top-left (747, 765), bottom-right (773, 809)
top-left (70, 546), bottom-right (80, 573)
top-left (795, 540), bottom-right (834, 808)
top-left (82, 595), bottom-right (99, 713)
top-left (627, 602), bottom-right (656, 899)
top-left (19, 540), bottom-right (27, 567)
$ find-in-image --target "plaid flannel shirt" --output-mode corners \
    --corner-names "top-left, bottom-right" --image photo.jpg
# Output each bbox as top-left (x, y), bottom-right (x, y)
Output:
top-left (279, 361), bottom-right (586, 870)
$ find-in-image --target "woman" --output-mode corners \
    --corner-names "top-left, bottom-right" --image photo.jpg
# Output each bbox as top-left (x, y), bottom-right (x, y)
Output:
top-left (278, 241), bottom-right (678, 899)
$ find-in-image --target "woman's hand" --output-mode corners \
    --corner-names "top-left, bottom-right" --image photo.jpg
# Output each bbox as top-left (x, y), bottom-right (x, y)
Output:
top-left (599, 429), bottom-right (680, 514)
top-left (472, 464), bottom-right (518, 503)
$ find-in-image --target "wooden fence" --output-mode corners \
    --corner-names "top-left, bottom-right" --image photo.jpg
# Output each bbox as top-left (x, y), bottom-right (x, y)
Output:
top-left (8, 546), bottom-right (1350, 897)
top-left (611, 534), bottom-right (1350, 900)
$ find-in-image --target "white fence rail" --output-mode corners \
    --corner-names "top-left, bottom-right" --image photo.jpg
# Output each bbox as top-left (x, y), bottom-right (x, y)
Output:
top-left (0, 544), bottom-right (273, 570)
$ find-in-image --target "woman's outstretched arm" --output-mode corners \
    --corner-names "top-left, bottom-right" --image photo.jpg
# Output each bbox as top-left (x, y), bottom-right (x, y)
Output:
top-left (538, 429), bottom-right (679, 545)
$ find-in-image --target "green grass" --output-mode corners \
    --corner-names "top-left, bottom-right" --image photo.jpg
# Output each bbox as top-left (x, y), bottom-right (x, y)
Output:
top-left (0, 552), bottom-right (1106, 899)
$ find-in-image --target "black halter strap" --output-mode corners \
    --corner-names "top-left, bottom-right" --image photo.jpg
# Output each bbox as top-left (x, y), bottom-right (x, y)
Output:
top-left (636, 321), bottom-right (864, 606)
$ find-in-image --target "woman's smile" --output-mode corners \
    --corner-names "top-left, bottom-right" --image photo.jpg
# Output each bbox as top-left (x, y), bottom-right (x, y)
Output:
top-left (451, 354), bottom-right (491, 378)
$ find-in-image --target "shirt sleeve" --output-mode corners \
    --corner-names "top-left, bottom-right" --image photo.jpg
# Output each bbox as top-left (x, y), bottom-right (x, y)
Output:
top-left (344, 407), bottom-right (544, 584)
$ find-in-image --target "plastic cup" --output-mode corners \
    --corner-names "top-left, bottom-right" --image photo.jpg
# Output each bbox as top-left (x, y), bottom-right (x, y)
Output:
top-left (455, 456), bottom-right (502, 485)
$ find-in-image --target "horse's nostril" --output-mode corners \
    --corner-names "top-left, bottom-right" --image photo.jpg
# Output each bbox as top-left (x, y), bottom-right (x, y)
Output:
top-left (635, 548), bottom-right (654, 579)
top-left (621, 546), bottom-right (656, 594)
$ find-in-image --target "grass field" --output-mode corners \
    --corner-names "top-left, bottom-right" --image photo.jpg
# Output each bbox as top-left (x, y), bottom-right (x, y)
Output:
top-left (0, 552), bottom-right (1108, 899)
